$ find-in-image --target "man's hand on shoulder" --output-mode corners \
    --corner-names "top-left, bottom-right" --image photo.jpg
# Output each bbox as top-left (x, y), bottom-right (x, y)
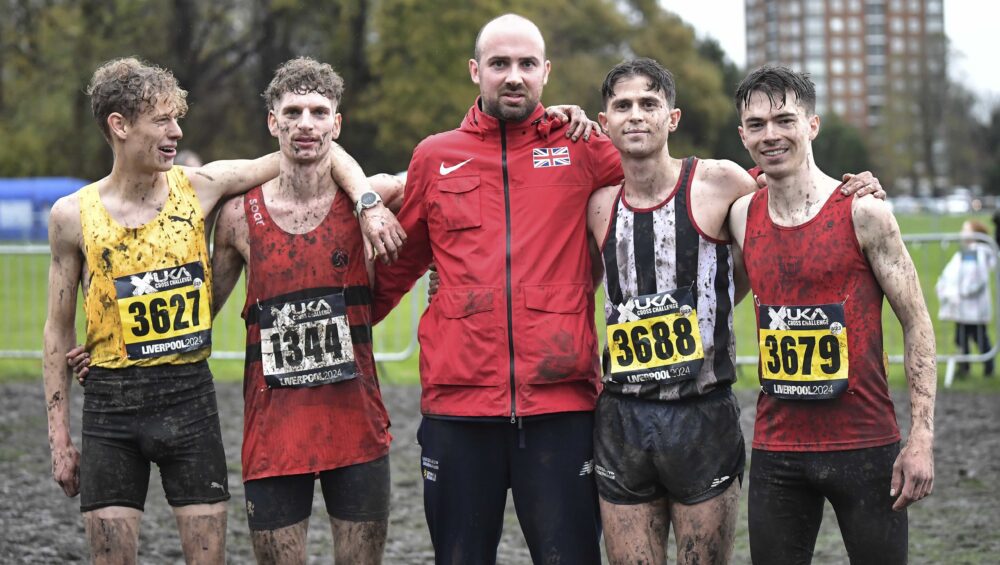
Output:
top-left (841, 171), bottom-right (886, 200)
top-left (743, 168), bottom-right (886, 201)
top-left (357, 174), bottom-right (406, 264)
top-left (545, 104), bottom-right (602, 142)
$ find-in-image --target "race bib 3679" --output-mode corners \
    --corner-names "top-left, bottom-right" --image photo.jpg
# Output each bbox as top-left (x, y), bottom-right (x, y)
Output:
top-left (757, 301), bottom-right (849, 400)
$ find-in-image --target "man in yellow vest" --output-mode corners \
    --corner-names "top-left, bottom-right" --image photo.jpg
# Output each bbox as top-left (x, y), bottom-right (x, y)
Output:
top-left (42, 57), bottom-right (403, 564)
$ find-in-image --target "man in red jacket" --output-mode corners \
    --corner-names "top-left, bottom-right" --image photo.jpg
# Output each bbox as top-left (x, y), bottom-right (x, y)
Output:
top-left (372, 13), bottom-right (623, 565)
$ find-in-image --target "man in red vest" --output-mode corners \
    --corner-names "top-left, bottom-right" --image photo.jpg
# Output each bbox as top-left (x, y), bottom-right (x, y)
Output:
top-left (728, 65), bottom-right (936, 565)
top-left (210, 57), bottom-right (402, 564)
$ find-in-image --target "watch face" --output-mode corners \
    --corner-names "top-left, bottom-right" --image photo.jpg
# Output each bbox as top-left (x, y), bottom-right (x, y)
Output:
top-left (361, 192), bottom-right (378, 207)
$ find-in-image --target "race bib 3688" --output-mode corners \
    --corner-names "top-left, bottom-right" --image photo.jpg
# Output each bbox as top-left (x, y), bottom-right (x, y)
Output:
top-left (606, 287), bottom-right (704, 385)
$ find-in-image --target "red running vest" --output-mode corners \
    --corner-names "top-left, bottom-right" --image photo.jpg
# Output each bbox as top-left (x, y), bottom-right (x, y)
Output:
top-left (742, 187), bottom-right (900, 452)
top-left (240, 186), bottom-right (390, 481)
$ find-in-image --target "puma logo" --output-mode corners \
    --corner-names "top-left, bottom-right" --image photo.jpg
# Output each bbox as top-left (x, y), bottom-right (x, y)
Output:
top-left (168, 212), bottom-right (194, 228)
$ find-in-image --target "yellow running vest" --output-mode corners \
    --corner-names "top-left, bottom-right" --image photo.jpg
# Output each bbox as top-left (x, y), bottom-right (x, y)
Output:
top-left (80, 167), bottom-right (212, 368)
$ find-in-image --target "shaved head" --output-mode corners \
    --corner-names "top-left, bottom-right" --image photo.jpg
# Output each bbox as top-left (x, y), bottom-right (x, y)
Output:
top-left (470, 13), bottom-right (551, 121)
top-left (474, 13), bottom-right (546, 61)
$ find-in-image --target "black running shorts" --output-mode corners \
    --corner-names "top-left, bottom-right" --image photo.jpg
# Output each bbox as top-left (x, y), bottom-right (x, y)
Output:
top-left (80, 361), bottom-right (229, 512)
top-left (593, 387), bottom-right (745, 505)
top-left (243, 455), bottom-right (391, 531)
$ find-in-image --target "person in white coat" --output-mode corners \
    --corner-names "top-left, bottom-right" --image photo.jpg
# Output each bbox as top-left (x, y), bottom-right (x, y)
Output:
top-left (936, 220), bottom-right (996, 377)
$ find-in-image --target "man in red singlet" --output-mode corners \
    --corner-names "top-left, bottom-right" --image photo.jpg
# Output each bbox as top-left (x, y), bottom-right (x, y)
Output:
top-left (728, 65), bottom-right (936, 565)
top-left (211, 57), bottom-right (402, 564)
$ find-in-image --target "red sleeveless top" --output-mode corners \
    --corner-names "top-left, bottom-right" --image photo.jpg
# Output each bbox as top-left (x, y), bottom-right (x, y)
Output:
top-left (239, 185), bottom-right (390, 481)
top-left (743, 187), bottom-right (900, 452)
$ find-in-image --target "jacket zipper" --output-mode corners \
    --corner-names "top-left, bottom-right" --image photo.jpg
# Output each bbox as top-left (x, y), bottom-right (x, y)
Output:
top-left (500, 122), bottom-right (517, 424)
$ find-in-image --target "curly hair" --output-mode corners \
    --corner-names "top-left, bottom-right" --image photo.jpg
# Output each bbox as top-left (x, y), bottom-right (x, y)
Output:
top-left (263, 57), bottom-right (344, 110)
top-left (87, 57), bottom-right (188, 143)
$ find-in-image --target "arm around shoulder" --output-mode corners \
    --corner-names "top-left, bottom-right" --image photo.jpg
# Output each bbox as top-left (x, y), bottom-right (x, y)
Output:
top-left (337, 152), bottom-right (406, 263)
top-left (186, 152), bottom-right (280, 211)
top-left (371, 146), bottom-right (436, 323)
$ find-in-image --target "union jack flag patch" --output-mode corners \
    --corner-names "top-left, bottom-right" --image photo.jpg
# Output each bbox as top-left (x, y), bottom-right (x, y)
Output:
top-left (533, 146), bottom-right (571, 168)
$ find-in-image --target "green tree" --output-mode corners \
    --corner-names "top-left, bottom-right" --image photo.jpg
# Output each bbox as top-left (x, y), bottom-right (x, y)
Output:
top-left (943, 82), bottom-right (988, 191)
top-left (627, 3), bottom-right (731, 159)
top-left (697, 38), bottom-right (753, 169)
top-left (0, 1), bottom-right (746, 180)
top-left (813, 113), bottom-right (873, 179)
top-left (357, 0), bottom-right (491, 173)
top-left (519, 0), bottom-right (630, 116)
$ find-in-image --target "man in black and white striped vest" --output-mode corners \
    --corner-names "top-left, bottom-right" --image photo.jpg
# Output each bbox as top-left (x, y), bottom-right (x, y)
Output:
top-left (586, 58), bottom-right (880, 565)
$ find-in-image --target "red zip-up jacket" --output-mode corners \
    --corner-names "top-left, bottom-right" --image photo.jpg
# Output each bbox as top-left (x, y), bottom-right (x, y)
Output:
top-left (373, 99), bottom-right (623, 419)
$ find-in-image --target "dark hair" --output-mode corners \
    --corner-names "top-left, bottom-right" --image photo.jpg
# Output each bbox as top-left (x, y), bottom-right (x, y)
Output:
top-left (601, 58), bottom-right (676, 108)
top-left (87, 57), bottom-right (188, 143)
top-left (734, 65), bottom-right (816, 117)
top-left (263, 57), bottom-right (344, 109)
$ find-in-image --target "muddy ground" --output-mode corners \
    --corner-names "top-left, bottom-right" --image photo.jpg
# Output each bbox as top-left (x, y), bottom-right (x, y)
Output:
top-left (2, 379), bottom-right (998, 564)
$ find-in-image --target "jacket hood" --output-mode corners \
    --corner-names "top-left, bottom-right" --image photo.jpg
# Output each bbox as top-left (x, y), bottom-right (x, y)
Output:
top-left (460, 97), bottom-right (558, 140)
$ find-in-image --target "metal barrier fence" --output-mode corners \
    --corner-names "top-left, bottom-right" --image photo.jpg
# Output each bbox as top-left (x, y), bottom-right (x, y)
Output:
top-left (888, 232), bottom-right (1000, 387)
top-left (0, 244), bottom-right (425, 363)
top-left (3, 233), bottom-right (997, 387)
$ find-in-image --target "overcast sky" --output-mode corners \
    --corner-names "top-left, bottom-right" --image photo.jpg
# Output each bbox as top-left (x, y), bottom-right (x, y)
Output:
top-left (666, 0), bottom-right (998, 103)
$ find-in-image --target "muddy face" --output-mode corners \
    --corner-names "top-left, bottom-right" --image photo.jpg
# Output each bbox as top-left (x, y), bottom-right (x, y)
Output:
top-left (267, 91), bottom-right (341, 165)
top-left (120, 100), bottom-right (184, 174)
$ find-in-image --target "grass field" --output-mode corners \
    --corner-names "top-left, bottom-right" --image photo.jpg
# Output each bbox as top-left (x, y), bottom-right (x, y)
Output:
top-left (3, 211), bottom-right (999, 392)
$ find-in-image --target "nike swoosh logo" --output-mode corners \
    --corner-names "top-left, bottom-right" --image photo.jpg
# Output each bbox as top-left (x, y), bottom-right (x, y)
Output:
top-left (440, 158), bottom-right (473, 175)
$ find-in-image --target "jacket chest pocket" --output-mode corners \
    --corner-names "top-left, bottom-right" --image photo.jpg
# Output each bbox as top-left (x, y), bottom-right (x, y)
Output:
top-left (430, 176), bottom-right (481, 231)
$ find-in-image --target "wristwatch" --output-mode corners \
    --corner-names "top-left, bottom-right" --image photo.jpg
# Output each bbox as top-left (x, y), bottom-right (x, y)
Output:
top-left (354, 191), bottom-right (383, 216)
